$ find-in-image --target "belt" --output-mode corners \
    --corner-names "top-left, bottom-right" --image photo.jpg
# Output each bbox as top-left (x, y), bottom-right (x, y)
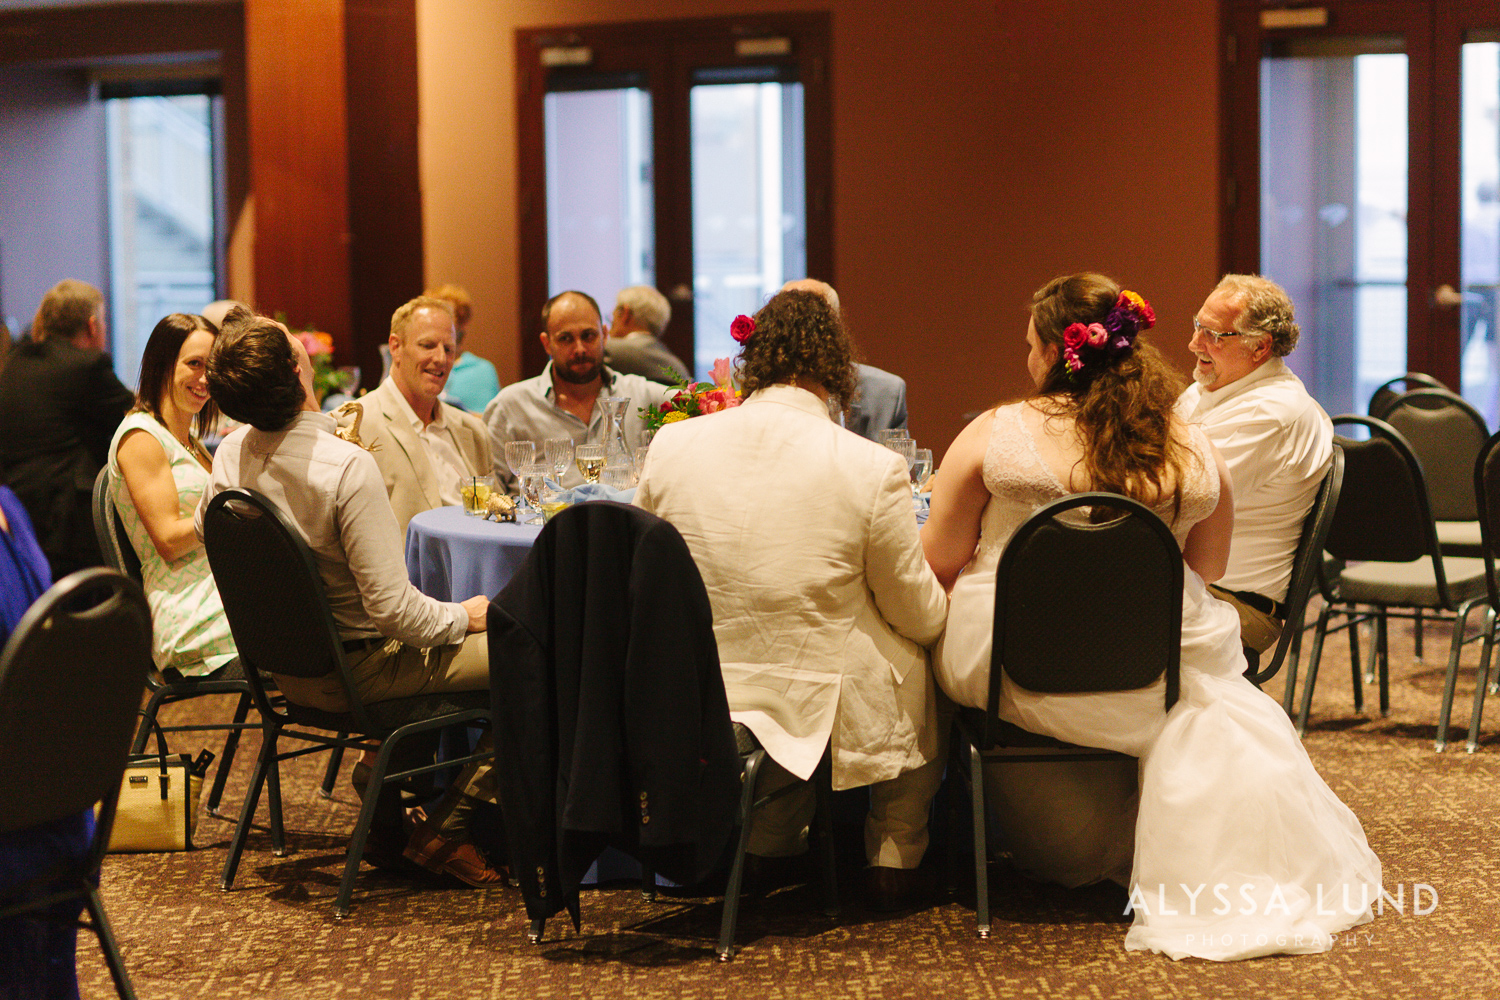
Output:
top-left (1224, 588), bottom-right (1288, 621)
top-left (341, 636), bottom-right (384, 655)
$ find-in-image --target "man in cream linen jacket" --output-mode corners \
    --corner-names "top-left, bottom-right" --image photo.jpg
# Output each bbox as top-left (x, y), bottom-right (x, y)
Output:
top-left (634, 380), bottom-right (948, 895)
top-left (343, 296), bottom-right (491, 538)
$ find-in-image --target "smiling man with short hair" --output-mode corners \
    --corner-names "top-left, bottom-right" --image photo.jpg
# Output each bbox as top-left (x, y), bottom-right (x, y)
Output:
top-left (1177, 274), bottom-right (1333, 655)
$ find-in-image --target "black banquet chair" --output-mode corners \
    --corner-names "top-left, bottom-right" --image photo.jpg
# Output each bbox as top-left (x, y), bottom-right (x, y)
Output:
top-left (488, 501), bottom-right (835, 961)
top-left (1368, 371), bottom-right (1448, 420)
top-left (1294, 417), bottom-right (1489, 746)
top-left (202, 487), bottom-right (494, 918)
top-left (1454, 431), bottom-right (1500, 752)
top-left (91, 467), bottom-right (257, 816)
top-left (950, 493), bottom-right (1182, 940)
top-left (0, 568), bottom-right (153, 1000)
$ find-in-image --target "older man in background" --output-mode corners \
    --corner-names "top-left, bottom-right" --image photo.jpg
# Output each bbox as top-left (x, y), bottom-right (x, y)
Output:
top-left (0, 279), bottom-right (133, 578)
top-left (483, 290), bottom-right (671, 489)
top-left (605, 285), bottom-right (692, 384)
top-left (1177, 274), bottom-right (1333, 655)
top-left (340, 296), bottom-right (490, 538)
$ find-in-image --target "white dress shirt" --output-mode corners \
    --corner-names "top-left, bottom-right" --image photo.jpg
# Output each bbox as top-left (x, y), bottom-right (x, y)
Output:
top-left (382, 379), bottom-right (467, 508)
top-left (1177, 357), bottom-right (1333, 602)
top-left (196, 411), bottom-right (467, 647)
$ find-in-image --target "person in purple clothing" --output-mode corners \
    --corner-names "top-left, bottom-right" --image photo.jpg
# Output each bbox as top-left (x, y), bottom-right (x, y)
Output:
top-left (0, 485), bottom-right (94, 1000)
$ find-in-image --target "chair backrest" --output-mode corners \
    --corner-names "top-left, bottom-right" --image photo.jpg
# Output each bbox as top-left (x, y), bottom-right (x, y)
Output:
top-left (1472, 430), bottom-right (1500, 611)
top-left (1245, 445), bottom-right (1344, 685)
top-left (0, 568), bottom-right (151, 836)
top-left (1326, 415), bottom-right (1456, 604)
top-left (1369, 372), bottom-right (1448, 419)
top-left (986, 493), bottom-right (1182, 738)
top-left (202, 487), bottom-right (351, 698)
top-left (91, 466), bottom-right (143, 584)
top-left (1382, 388), bottom-right (1490, 521)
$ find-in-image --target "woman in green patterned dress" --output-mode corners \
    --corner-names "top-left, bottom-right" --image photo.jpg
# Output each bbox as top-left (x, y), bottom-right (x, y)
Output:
top-left (108, 313), bottom-right (237, 677)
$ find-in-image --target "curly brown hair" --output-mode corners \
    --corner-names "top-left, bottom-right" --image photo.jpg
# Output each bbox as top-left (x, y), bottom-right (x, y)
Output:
top-left (1028, 273), bottom-right (1192, 522)
top-left (738, 289), bottom-right (857, 406)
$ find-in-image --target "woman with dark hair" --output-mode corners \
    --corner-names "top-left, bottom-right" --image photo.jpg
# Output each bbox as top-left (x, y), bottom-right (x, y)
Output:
top-left (107, 313), bottom-right (236, 677)
top-left (922, 273), bottom-right (1380, 960)
top-left (634, 287), bottom-right (948, 909)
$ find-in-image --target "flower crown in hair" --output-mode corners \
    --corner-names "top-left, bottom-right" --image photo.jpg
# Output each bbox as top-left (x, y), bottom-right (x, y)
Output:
top-left (730, 314), bottom-right (756, 344)
top-left (1061, 290), bottom-right (1156, 375)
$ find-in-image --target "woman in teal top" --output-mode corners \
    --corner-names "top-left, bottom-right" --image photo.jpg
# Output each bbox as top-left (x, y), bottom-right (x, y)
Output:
top-left (107, 313), bottom-right (237, 677)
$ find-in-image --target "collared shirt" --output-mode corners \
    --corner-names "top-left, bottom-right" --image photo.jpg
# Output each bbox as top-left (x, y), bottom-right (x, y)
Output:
top-left (482, 362), bottom-right (674, 488)
top-left (196, 410), bottom-right (467, 647)
top-left (1177, 357), bottom-right (1333, 601)
top-left (383, 378), bottom-right (466, 507)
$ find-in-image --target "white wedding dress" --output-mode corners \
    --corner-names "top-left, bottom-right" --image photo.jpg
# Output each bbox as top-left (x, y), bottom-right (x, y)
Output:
top-left (934, 402), bottom-right (1382, 961)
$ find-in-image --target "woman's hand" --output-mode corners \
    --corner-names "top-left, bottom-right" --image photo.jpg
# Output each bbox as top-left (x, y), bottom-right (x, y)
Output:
top-left (116, 428), bottom-right (203, 563)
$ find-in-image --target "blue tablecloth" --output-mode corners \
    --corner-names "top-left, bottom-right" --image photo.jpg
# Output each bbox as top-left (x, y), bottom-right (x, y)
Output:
top-left (405, 505), bottom-right (543, 602)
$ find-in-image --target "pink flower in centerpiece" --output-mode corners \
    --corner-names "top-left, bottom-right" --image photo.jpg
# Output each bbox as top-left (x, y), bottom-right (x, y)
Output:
top-left (710, 357), bottom-right (734, 388)
top-left (297, 331), bottom-right (333, 357)
top-left (730, 314), bottom-right (756, 344)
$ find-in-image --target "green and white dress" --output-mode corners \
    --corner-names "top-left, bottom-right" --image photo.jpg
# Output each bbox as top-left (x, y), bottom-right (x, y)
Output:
top-left (108, 411), bottom-right (237, 676)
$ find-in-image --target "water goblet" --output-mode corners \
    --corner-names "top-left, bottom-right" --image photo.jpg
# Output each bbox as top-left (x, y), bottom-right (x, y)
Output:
top-left (600, 463), bottom-right (633, 491)
top-left (520, 463), bottom-right (549, 524)
top-left (503, 440), bottom-right (536, 489)
top-left (910, 447), bottom-right (933, 508)
top-left (877, 428), bottom-right (907, 446)
top-left (538, 487), bottom-right (569, 523)
top-left (544, 437), bottom-right (573, 481)
top-left (574, 443), bottom-right (605, 484)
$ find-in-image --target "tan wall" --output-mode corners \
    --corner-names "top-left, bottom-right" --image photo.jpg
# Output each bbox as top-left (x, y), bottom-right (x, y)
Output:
top-left (416, 0), bottom-right (1220, 453)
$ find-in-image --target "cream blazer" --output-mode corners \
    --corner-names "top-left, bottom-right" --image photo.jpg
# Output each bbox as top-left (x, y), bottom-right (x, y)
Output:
top-left (349, 378), bottom-right (491, 538)
top-left (634, 384), bottom-right (948, 789)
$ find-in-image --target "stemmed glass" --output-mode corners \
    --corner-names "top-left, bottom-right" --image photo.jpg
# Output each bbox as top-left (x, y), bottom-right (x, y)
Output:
top-left (574, 443), bottom-right (605, 484)
top-left (544, 437), bottom-right (573, 484)
top-left (910, 447), bottom-right (933, 509)
top-left (519, 463), bottom-right (549, 524)
top-left (503, 440), bottom-right (536, 485)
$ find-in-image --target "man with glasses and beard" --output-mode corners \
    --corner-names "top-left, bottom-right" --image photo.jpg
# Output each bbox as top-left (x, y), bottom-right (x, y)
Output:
top-left (1176, 274), bottom-right (1333, 658)
top-left (482, 290), bottom-right (671, 489)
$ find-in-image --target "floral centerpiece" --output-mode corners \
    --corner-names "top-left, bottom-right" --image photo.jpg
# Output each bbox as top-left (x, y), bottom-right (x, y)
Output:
top-left (284, 323), bottom-right (357, 404)
top-left (640, 357), bottom-right (742, 431)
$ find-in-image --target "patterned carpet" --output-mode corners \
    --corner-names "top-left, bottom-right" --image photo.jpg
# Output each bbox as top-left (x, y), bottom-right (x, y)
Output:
top-left (79, 611), bottom-right (1500, 999)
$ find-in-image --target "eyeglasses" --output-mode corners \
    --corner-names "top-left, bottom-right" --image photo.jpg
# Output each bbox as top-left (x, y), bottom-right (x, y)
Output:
top-left (1192, 318), bottom-right (1244, 348)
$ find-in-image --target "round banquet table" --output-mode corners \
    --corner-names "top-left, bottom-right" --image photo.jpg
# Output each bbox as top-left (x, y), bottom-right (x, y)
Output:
top-left (405, 505), bottom-right (543, 602)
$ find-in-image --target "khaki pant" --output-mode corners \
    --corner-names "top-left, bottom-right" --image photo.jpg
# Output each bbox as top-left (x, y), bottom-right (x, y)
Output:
top-left (272, 633), bottom-right (494, 803)
top-left (1208, 585), bottom-right (1284, 655)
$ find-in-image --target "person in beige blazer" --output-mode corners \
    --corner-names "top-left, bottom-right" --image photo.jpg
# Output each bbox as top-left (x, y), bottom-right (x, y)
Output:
top-left (343, 296), bottom-right (491, 539)
top-left (634, 288), bottom-right (948, 911)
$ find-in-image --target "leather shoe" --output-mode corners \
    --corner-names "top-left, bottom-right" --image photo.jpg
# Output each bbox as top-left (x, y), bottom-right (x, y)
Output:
top-left (362, 825), bottom-right (430, 878)
top-left (863, 865), bottom-right (933, 913)
top-left (403, 822), bottom-right (507, 888)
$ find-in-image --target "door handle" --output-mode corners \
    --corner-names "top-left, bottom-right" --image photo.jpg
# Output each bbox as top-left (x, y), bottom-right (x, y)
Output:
top-left (1434, 284), bottom-right (1464, 308)
top-left (667, 283), bottom-right (694, 303)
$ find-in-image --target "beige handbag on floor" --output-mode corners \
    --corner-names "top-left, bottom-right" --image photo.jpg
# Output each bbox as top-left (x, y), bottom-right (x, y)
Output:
top-left (106, 716), bottom-right (212, 852)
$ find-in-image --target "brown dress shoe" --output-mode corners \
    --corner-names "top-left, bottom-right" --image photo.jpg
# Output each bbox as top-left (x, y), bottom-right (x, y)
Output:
top-left (403, 823), bottom-right (508, 888)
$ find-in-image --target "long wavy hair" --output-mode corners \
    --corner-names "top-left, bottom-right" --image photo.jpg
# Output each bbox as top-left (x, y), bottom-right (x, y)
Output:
top-left (1027, 273), bottom-right (1191, 522)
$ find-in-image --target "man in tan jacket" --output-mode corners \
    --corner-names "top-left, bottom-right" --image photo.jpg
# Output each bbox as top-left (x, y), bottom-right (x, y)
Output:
top-left (343, 296), bottom-right (491, 538)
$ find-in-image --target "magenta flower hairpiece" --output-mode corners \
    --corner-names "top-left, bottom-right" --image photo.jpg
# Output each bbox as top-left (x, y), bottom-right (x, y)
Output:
top-left (1062, 289), bottom-right (1156, 378)
top-left (730, 314), bottom-right (756, 344)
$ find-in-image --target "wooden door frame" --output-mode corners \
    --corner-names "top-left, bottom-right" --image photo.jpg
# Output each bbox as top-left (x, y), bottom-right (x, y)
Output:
top-left (515, 12), bottom-right (832, 380)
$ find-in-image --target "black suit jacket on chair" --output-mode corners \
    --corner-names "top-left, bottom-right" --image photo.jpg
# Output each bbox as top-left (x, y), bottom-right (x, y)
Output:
top-left (488, 501), bottom-right (741, 924)
top-left (0, 337), bottom-right (133, 579)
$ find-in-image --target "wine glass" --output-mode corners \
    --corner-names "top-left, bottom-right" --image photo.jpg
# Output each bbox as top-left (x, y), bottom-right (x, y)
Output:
top-left (910, 448), bottom-right (933, 508)
top-left (601, 463), bottom-right (633, 490)
top-left (574, 443), bottom-right (605, 484)
top-left (544, 437), bottom-right (572, 482)
top-left (520, 463), bottom-right (549, 524)
top-left (503, 440), bottom-right (536, 489)
top-left (877, 428), bottom-right (907, 446)
top-left (886, 434), bottom-right (916, 473)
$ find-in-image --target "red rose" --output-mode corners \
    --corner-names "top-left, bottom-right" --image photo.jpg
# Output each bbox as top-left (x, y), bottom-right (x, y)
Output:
top-left (730, 314), bottom-right (756, 344)
top-left (1062, 323), bottom-right (1088, 349)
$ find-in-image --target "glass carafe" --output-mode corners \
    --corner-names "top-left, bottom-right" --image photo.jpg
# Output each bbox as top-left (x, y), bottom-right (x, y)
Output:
top-left (595, 395), bottom-right (633, 472)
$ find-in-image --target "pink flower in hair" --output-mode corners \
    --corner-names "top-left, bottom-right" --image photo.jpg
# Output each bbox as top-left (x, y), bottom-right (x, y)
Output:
top-left (1086, 323), bottom-right (1109, 347)
top-left (1062, 323), bottom-right (1088, 350)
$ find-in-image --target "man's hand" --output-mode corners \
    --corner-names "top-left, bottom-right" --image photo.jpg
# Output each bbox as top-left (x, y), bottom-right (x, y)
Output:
top-left (461, 595), bottom-right (490, 633)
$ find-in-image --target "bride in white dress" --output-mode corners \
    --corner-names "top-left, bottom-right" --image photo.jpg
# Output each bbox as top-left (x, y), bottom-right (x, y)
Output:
top-left (922, 273), bottom-right (1381, 961)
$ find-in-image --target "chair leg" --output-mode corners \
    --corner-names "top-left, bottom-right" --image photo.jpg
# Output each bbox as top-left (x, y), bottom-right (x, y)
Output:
top-left (129, 686), bottom-right (173, 754)
top-left (1357, 611), bottom-right (1374, 685)
top-left (83, 885), bottom-right (138, 1000)
top-left (1436, 603), bottom-right (1485, 752)
top-left (222, 720), bottom-right (278, 890)
top-left (528, 918), bottom-right (545, 944)
top-left (1295, 605), bottom-right (1333, 734)
top-left (1375, 611), bottom-right (1391, 716)
top-left (813, 765), bottom-right (838, 918)
top-left (320, 742), bottom-right (346, 799)
top-left (334, 738), bottom-right (396, 919)
top-left (1414, 607), bottom-right (1424, 662)
top-left (1467, 611), bottom-right (1497, 753)
top-left (968, 741), bottom-right (990, 940)
top-left (267, 751), bottom-right (286, 857)
top-left (718, 751), bottom-right (767, 962)
top-left (1280, 630), bottom-right (1301, 715)
top-left (206, 692), bottom-right (252, 815)
top-left (640, 864), bottom-right (657, 902)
